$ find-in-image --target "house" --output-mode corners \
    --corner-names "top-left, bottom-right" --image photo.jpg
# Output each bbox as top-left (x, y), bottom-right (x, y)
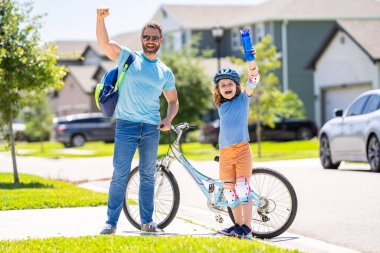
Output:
top-left (308, 20), bottom-right (380, 127)
top-left (52, 41), bottom-right (108, 115)
top-left (53, 0), bottom-right (380, 119)
top-left (151, 0), bottom-right (380, 121)
top-left (56, 65), bottom-right (98, 115)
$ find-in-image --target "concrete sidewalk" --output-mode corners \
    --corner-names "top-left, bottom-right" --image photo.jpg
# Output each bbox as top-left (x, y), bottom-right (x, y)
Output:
top-left (0, 206), bottom-right (219, 241)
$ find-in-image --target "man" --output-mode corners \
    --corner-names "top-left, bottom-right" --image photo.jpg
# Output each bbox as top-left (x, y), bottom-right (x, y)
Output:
top-left (96, 6), bottom-right (179, 235)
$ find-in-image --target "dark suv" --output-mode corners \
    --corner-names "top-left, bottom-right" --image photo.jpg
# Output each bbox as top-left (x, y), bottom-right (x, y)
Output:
top-left (52, 113), bottom-right (115, 147)
top-left (199, 118), bottom-right (318, 148)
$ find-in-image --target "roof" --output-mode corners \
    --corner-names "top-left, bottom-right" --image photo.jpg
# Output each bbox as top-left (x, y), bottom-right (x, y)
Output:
top-left (308, 20), bottom-right (380, 69)
top-left (83, 42), bottom-right (106, 57)
top-left (338, 20), bottom-right (380, 60)
top-left (157, 0), bottom-right (380, 29)
top-left (55, 31), bottom-right (142, 61)
top-left (55, 41), bottom-right (90, 60)
top-left (55, 40), bottom-right (107, 61)
top-left (67, 66), bottom-right (98, 93)
top-left (92, 61), bottom-right (118, 80)
top-left (111, 31), bottom-right (142, 51)
top-left (245, 0), bottom-right (380, 22)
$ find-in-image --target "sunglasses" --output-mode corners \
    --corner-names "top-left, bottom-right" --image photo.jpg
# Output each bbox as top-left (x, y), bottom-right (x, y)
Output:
top-left (142, 35), bottom-right (161, 42)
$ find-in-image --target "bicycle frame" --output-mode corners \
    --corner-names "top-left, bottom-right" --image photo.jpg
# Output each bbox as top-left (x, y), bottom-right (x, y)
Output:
top-left (158, 125), bottom-right (264, 208)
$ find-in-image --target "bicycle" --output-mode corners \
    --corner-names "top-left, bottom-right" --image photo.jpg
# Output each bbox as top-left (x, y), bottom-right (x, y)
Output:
top-left (122, 122), bottom-right (298, 239)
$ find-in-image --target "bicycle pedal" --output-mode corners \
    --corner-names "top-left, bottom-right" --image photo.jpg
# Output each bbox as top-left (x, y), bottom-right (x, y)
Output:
top-left (215, 214), bottom-right (224, 223)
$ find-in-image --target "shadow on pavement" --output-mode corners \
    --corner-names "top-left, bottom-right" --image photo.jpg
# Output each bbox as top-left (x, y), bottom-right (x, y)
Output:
top-left (269, 236), bottom-right (299, 242)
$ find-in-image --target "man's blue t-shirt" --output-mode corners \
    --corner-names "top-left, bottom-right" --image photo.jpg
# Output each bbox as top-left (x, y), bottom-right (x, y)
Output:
top-left (218, 91), bottom-right (251, 149)
top-left (114, 47), bottom-right (175, 125)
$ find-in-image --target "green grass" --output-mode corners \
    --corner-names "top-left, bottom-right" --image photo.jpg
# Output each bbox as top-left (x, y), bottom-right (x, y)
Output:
top-left (0, 141), bottom-right (115, 158)
top-left (0, 139), bottom-right (319, 161)
top-left (180, 139), bottom-right (319, 161)
top-left (0, 173), bottom-right (107, 210)
top-left (0, 235), bottom-right (299, 253)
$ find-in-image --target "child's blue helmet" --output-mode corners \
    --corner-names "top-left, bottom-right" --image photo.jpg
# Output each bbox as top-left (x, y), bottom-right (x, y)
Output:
top-left (213, 68), bottom-right (240, 85)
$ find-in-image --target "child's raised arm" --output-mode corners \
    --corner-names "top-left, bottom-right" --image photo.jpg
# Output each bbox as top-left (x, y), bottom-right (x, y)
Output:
top-left (245, 48), bottom-right (260, 97)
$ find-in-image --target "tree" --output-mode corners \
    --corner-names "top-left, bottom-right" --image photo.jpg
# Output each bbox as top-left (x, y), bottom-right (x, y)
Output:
top-left (21, 96), bottom-right (54, 153)
top-left (0, 0), bottom-right (66, 183)
top-left (159, 35), bottom-right (212, 145)
top-left (235, 35), bottom-right (305, 157)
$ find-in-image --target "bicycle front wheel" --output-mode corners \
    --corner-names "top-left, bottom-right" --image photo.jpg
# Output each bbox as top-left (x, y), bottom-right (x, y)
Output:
top-left (123, 165), bottom-right (180, 230)
top-left (228, 167), bottom-right (298, 239)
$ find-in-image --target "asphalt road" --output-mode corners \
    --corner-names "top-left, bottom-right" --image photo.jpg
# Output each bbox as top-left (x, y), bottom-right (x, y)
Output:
top-left (170, 158), bottom-right (380, 253)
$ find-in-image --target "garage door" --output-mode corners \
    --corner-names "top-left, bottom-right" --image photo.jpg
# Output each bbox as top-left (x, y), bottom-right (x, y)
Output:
top-left (322, 84), bottom-right (371, 123)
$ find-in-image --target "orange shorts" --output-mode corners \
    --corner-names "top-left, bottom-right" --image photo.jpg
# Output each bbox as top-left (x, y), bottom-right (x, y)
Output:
top-left (219, 141), bottom-right (252, 181)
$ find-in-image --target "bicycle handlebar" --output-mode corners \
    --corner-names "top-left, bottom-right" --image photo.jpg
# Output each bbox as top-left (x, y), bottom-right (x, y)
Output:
top-left (170, 122), bottom-right (198, 133)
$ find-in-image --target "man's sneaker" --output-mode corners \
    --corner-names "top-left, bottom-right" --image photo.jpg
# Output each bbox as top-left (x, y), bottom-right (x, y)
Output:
top-left (141, 222), bottom-right (164, 234)
top-left (100, 224), bottom-right (116, 235)
top-left (234, 224), bottom-right (253, 239)
top-left (218, 224), bottom-right (240, 236)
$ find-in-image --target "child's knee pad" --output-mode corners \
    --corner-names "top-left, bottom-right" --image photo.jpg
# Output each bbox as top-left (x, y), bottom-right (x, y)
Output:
top-left (235, 180), bottom-right (250, 204)
top-left (223, 188), bottom-right (240, 208)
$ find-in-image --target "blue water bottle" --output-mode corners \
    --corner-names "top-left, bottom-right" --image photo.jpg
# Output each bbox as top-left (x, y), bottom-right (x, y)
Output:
top-left (241, 28), bottom-right (255, 62)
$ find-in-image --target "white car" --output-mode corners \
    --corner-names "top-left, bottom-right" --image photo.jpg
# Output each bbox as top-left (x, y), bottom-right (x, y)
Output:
top-left (1, 121), bottom-right (27, 141)
top-left (319, 89), bottom-right (380, 172)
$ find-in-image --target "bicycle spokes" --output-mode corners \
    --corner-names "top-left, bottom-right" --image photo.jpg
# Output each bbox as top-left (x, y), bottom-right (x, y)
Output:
top-left (123, 167), bottom-right (180, 229)
top-left (153, 172), bottom-right (176, 221)
top-left (249, 168), bottom-right (297, 238)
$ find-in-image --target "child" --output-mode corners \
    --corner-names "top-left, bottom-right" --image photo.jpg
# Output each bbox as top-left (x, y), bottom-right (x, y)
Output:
top-left (213, 50), bottom-right (260, 239)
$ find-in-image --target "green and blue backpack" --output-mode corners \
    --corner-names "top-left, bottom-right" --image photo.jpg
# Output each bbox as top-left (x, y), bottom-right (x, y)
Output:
top-left (95, 52), bottom-right (136, 117)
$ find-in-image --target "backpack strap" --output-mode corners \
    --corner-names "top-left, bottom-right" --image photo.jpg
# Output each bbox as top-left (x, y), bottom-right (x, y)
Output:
top-left (114, 51), bottom-right (136, 91)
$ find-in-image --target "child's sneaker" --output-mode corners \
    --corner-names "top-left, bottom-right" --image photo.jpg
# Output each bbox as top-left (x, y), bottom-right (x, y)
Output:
top-left (234, 224), bottom-right (253, 239)
top-left (218, 223), bottom-right (240, 236)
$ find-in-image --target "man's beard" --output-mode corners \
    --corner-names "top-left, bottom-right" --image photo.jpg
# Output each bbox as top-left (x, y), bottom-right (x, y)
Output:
top-left (142, 43), bottom-right (161, 55)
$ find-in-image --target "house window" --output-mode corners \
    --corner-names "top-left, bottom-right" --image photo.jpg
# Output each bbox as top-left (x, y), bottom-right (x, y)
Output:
top-left (231, 28), bottom-right (240, 51)
top-left (255, 23), bottom-right (265, 42)
top-left (340, 35), bottom-right (345, 44)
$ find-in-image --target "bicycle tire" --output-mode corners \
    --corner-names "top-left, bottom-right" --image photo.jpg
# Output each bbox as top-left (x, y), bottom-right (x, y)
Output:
top-left (123, 165), bottom-right (180, 230)
top-left (228, 167), bottom-right (298, 239)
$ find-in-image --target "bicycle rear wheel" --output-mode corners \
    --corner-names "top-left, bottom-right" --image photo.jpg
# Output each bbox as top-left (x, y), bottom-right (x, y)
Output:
top-left (123, 165), bottom-right (180, 230)
top-left (228, 167), bottom-right (298, 239)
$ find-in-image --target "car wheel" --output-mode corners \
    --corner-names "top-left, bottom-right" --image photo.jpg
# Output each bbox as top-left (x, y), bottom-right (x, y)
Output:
top-left (296, 127), bottom-right (313, 140)
top-left (71, 134), bottom-right (86, 147)
top-left (367, 135), bottom-right (380, 172)
top-left (212, 142), bottom-right (219, 149)
top-left (319, 135), bottom-right (340, 169)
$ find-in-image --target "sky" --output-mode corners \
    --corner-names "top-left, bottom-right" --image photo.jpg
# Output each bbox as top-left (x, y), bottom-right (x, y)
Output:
top-left (18, 0), bottom-right (263, 42)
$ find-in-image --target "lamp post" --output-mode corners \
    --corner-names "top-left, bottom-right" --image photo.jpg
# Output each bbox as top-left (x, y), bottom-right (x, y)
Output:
top-left (211, 26), bottom-right (224, 71)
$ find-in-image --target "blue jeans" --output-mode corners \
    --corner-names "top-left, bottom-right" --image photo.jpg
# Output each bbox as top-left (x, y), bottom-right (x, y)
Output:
top-left (106, 119), bottom-right (160, 227)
